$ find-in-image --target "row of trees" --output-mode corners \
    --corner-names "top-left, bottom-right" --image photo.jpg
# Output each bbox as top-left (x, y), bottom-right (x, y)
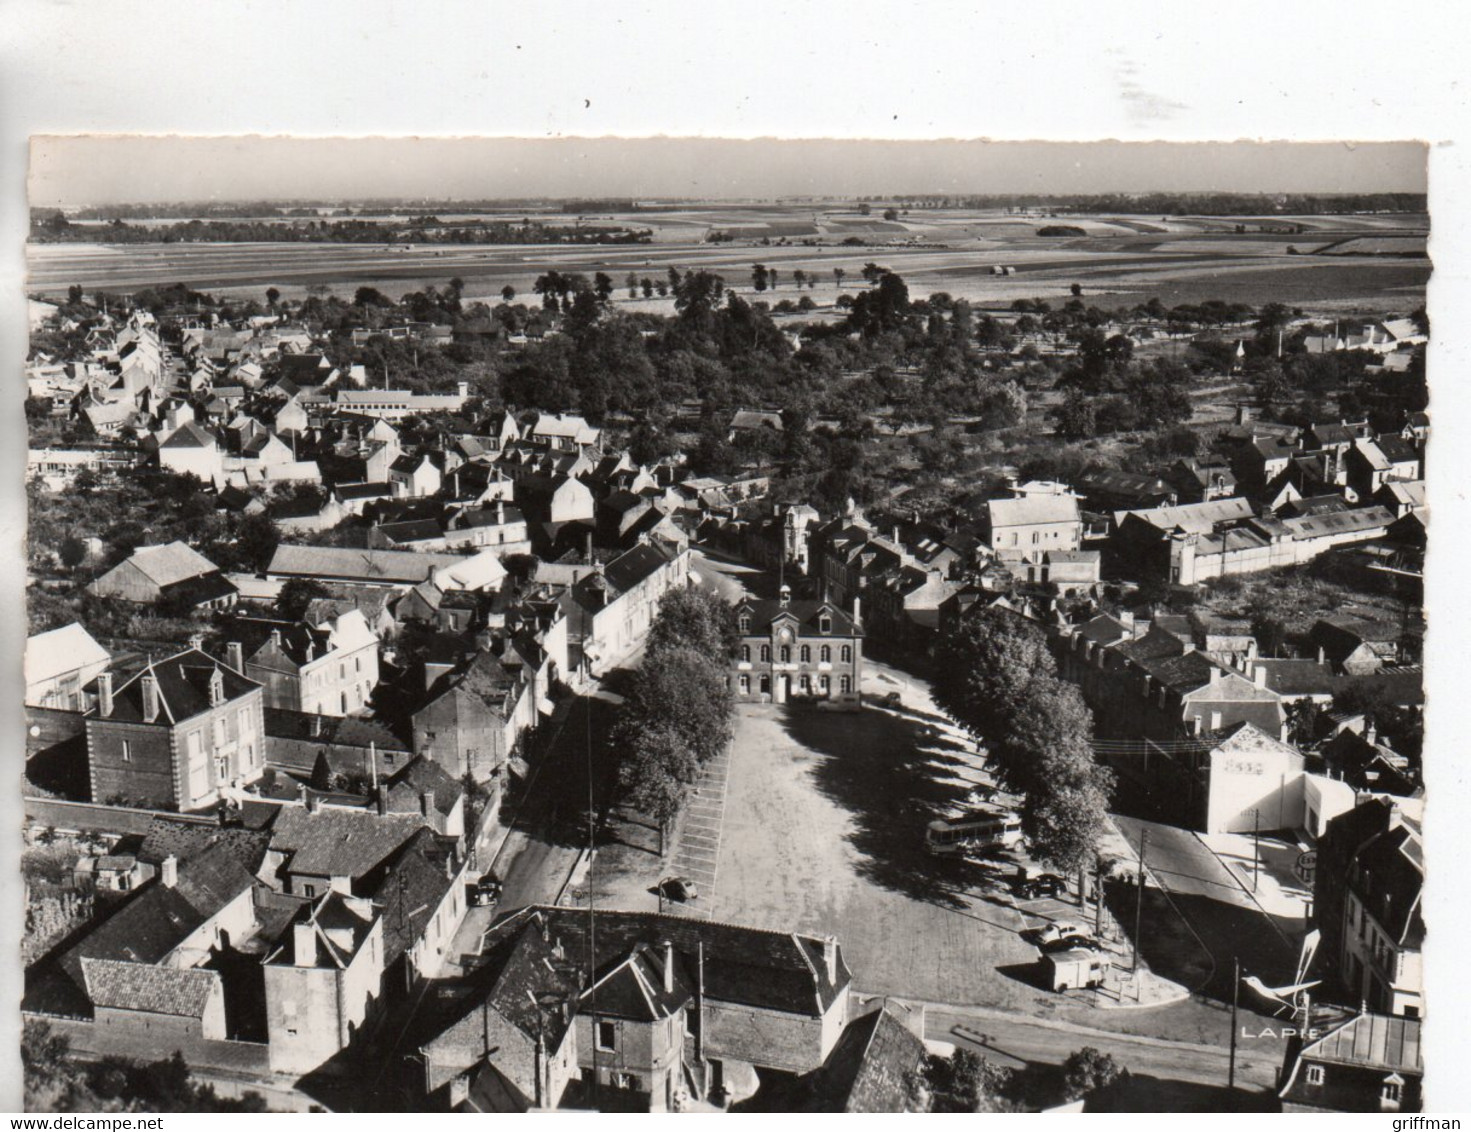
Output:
top-left (613, 588), bottom-right (738, 853)
top-left (933, 607), bottom-right (1114, 887)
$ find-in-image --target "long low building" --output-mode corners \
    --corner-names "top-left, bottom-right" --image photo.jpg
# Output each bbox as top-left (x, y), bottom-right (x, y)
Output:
top-left (266, 543), bottom-right (469, 588)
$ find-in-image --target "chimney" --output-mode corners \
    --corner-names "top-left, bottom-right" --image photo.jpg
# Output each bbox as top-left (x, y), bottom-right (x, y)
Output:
top-left (226, 641), bottom-right (244, 673)
top-left (160, 855), bottom-right (178, 888)
top-left (141, 674), bottom-right (161, 722)
top-left (271, 628), bottom-right (283, 649)
top-left (293, 921), bottom-right (318, 967)
top-left (1386, 803), bottom-right (1403, 832)
top-left (97, 672), bottom-right (114, 717)
top-left (822, 937), bottom-right (838, 984)
top-left (851, 595), bottom-right (862, 627)
top-left (1254, 664), bottom-right (1268, 688)
top-left (1317, 646), bottom-right (1326, 664)
top-left (1364, 722), bottom-right (1377, 747)
top-left (305, 641), bottom-right (315, 663)
top-left (311, 713), bottom-right (323, 737)
top-left (377, 784), bottom-right (391, 816)
top-left (306, 791), bottom-right (322, 814)
top-left (663, 941), bottom-right (675, 994)
top-left (420, 790), bottom-right (436, 819)
top-left (188, 632), bottom-right (204, 652)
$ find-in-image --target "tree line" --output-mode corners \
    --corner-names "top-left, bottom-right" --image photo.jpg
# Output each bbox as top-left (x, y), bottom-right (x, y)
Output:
top-left (932, 606), bottom-right (1114, 886)
top-left (613, 587), bottom-right (738, 854)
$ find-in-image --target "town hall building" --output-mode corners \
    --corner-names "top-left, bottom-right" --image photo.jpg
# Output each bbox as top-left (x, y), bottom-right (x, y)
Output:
top-left (731, 588), bottom-right (863, 704)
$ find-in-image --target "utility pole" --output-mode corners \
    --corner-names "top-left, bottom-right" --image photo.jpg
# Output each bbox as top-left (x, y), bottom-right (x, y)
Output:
top-left (1253, 808), bottom-right (1261, 894)
top-left (1228, 956), bottom-right (1240, 1090)
top-left (1094, 856), bottom-right (1104, 939)
top-left (1131, 827), bottom-right (1148, 973)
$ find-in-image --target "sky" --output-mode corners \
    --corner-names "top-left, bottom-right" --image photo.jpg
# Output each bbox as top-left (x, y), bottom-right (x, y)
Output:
top-left (27, 137), bottom-right (1427, 208)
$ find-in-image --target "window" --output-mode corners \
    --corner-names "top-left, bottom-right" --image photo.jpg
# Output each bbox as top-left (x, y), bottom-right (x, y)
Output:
top-left (819, 615), bottom-right (832, 634)
top-left (819, 675), bottom-right (830, 694)
top-left (342, 692), bottom-right (349, 713)
top-left (1382, 1081), bottom-right (1402, 1105)
top-left (738, 675), bottom-right (750, 695)
top-left (215, 717), bottom-right (228, 747)
top-left (238, 707), bottom-right (250, 738)
top-left (596, 1021), bottom-right (617, 1051)
top-left (121, 739), bottom-right (131, 763)
top-left (1306, 1065), bottom-right (1324, 1086)
top-left (820, 645), bottom-right (831, 663)
top-left (759, 675), bottom-right (771, 695)
top-left (738, 615), bottom-right (751, 633)
top-left (356, 656), bottom-right (362, 673)
top-left (780, 646), bottom-right (791, 663)
top-left (800, 645), bottom-right (811, 663)
top-left (760, 645), bottom-right (771, 663)
top-left (841, 646), bottom-right (852, 663)
top-left (841, 676), bottom-right (852, 694)
top-left (799, 675), bottom-right (810, 693)
top-left (742, 645), bottom-right (751, 663)
top-left (1032, 531), bottom-right (1040, 545)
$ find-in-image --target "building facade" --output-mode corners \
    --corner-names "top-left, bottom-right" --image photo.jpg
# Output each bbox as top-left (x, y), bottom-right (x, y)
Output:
top-left (731, 591), bottom-right (863, 704)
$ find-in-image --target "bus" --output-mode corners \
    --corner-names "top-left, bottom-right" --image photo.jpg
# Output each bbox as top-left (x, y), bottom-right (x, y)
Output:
top-left (924, 808), bottom-right (1024, 856)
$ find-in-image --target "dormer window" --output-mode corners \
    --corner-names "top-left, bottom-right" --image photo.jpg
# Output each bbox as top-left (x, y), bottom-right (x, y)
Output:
top-left (738, 614), bottom-right (751, 633)
top-left (1306, 1065), bottom-right (1324, 1086)
top-left (819, 615), bottom-right (832, 635)
top-left (1381, 1078), bottom-right (1403, 1106)
top-left (209, 669), bottom-right (225, 707)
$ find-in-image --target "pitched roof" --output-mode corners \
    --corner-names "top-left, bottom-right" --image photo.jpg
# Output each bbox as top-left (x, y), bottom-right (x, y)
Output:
top-left (118, 541), bottom-right (221, 588)
top-left (376, 829), bottom-right (459, 966)
top-left (1115, 497), bottom-right (1255, 534)
top-left (159, 420), bottom-right (217, 450)
top-left (988, 493), bottom-right (1080, 528)
top-left (81, 959), bottom-right (220, 1018)
top-left (267, 543), bottom-right (466, 584)
top-left (25, 622), bottom-right (110, 686)
top-left (1301, 1011), bottom-right (1422, 1073)
top-left (809, 1006), bottom-right (926, 1113)
top-left (56, 842), bottom-right (255, 992)
top-left (268, 805), bottom-right (427, 881)
top-left (87, 646), bottom-right (260, 725)
top-left (736, 598), bottom-right (861, 639)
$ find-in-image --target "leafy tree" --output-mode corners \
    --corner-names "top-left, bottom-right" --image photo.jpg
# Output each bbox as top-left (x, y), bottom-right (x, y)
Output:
top-left (1061, 1047), bottom-right (1125, 1099)
top-left (751, 264), bottom-right (769, 292)
top-left (833, 267), bottom-right (846, 291)
top-left (275, 577), bottom-right (330, 622)
top-left (646, 586), bottom-right (739, 658)
top-left (501, 284), bottom-right (516, 303)
top-left (620, 645), bottom-right (734, 767)
top-left (883, 207), bottom-right (899, 221)
top-left (641, 278), bottom-right (654, 298)
top-left (58, 535), bottom-right (88, 569)
top-left (626, 272), bottom-right (639, 299)
top-left (933, 607), bottom-right (1057, 746)
top-left (594, 272), bottom-right (614, 304)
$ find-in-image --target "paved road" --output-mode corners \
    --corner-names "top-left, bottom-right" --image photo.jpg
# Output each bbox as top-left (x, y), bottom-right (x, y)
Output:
top-left (929, 1004), bottom-right (1284, 1100)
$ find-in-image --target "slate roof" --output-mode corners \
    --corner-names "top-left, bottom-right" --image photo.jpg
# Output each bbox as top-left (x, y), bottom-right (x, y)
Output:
top-left (1281, 1012), bottom-right (1422, 1111)
top-left (736, 598), bottom-right (861, 639)
top-left (1350, 822), bottom-right (1424, 947)
top-left (55, 842), bottom-right (255, 995)
top-left (137, 818), bottom-right (271, 873)
top-left (87, 647), bottom-right (260, 725)
top-left (1282, 506), bottom-right (1393, 541)
top-left (809, 1006), bottom-right (927, 1113)
top-left (494, 906), bottom-right (852, 1018)
top-left (159, 420), bottom-right (218, 449)
top-left (263, 706), bottom-right (411, 752)
top-left (268, 805), bottom-right (428, 881)
top-left (81, 958), bottom-right (219, 1018)
top-left (386, 756), bottom-right (464, 818)
top-left (376, 828), bottom-right (459, 966)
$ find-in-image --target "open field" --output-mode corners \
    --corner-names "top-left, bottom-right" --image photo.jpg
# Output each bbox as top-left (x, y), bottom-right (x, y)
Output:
top-left (27, 208), bottom-right (1429, 313)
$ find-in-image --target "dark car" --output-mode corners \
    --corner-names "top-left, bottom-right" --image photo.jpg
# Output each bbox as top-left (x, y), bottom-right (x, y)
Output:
top-left (1043, 933), bottom-right (1104, 954)
top-left (658, 876), bottom-right (699, 902)
top-left (1014, 873), bottom-right (1068, 899)
top-left (470, 875), bottom-right (502, 907)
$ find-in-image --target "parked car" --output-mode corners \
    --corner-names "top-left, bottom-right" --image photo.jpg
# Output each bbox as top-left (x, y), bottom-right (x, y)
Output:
top-left (658, 876), bottom-right (699, 902)
top-left (470, 875), bottom-right (502, 907)
top-left (1042, 933), bottom-right (1104, 954)
top-left (1033, 921), bottom-right (1086, 945)
top-left (1014, 873), bottom-right (1068, 899)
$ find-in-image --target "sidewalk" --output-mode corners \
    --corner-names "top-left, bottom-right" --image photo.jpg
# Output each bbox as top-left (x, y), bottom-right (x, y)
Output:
top-left (662, 746), bottom-right (734, 919)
